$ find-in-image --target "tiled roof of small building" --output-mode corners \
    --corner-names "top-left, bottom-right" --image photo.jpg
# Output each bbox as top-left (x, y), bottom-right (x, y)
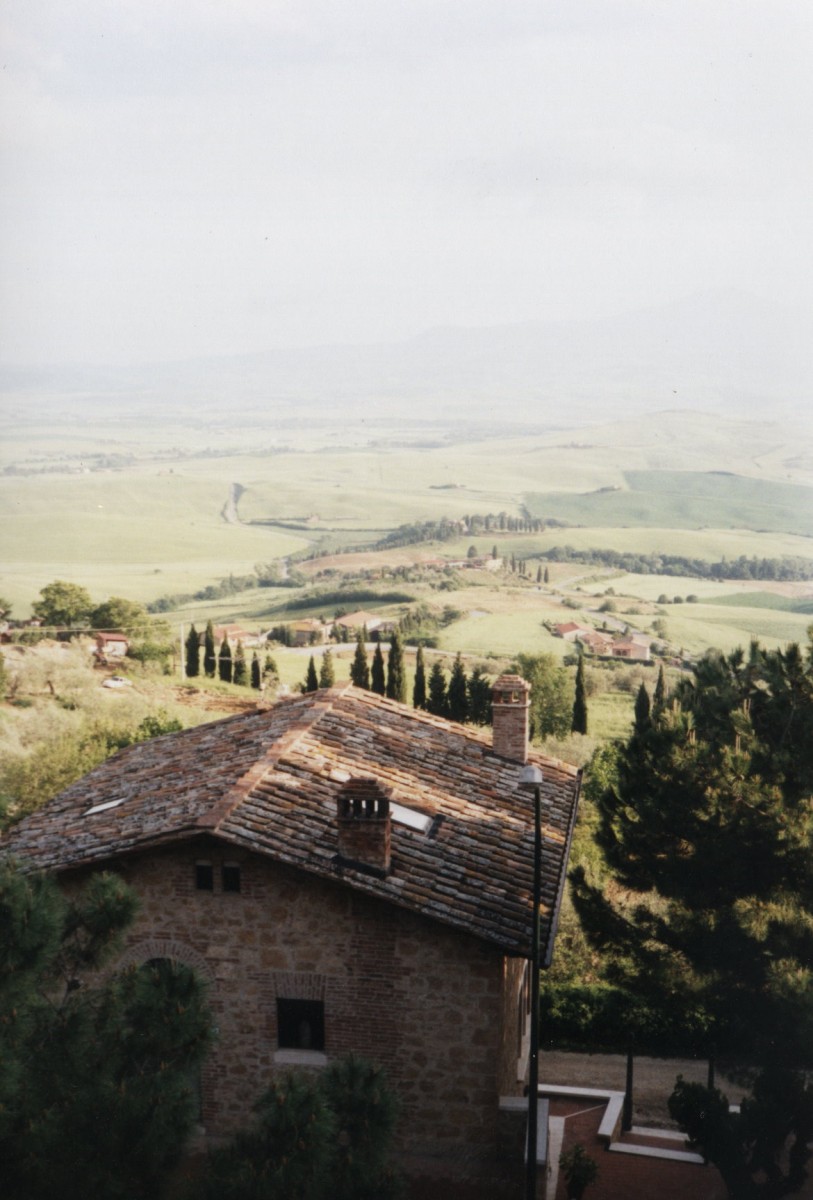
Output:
top-left (1, 685), bottom-right (581, 957)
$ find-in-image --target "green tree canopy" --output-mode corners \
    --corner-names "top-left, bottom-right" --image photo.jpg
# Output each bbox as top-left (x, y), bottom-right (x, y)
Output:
top-left (571, 640), bottom-right (813, 1194)
top-left (514, 652), bottom-right (572, 740)
top-left (32, 581), bottom-right (93, 628)
top-left (90, 596), bottom-right (151, 637)
top-left (0, 860), bottom-right (212, 1200)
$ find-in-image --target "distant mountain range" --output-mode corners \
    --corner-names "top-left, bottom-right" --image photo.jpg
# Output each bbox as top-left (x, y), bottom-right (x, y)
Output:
top-left (2, 289), bottom-right (810, 429)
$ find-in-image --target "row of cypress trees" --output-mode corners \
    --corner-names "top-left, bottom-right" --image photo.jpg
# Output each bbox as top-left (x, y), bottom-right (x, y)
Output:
top-left (304, 631), bottom-right (494, 726)
top-left (184, 622), bottom-right (276, 689)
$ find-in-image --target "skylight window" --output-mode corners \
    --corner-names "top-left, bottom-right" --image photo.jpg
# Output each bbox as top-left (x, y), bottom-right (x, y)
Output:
top-left (84, 798), bottom-right (126, 816)
top-left (390, 802), bottom-right (433, 833)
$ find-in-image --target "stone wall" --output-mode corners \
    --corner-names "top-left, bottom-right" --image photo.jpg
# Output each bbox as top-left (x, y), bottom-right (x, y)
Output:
top-left (87, 836), bottom-right (526, 1169)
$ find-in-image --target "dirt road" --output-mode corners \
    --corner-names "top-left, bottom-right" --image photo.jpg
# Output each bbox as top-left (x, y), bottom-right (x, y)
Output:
top-left (540, 1049), bottom-right (741, 1128)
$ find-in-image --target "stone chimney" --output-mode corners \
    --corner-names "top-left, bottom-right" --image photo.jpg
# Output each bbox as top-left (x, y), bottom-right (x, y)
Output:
top-left (336, 778), bottom-right (392, 875)
top-left (491, 674), bottom-right (531, 763)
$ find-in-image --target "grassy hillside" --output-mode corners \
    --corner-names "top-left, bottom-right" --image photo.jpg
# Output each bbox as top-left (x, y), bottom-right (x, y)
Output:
top-left (525, 471), bottom-right (813, 536)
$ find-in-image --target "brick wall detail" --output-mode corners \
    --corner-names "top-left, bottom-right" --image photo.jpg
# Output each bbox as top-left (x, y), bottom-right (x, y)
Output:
top-left (104, 839), bottom-right (522, 1163)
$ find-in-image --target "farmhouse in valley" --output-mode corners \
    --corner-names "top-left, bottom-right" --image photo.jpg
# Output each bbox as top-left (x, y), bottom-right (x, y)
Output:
top-left (331, 609), bottom-right (398, 638)
top-left (1, 678), bottom-right (581, 1189)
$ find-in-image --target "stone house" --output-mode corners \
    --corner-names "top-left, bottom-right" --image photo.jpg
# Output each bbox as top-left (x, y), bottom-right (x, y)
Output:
top-left (552, 621), bottom-right (593, 641)
top-left (286, 617), bottom-right (330, 646)
top-left (332, 609), bottom-right (397, 638)
top-left (1, 677), bottom-right (581, 1191)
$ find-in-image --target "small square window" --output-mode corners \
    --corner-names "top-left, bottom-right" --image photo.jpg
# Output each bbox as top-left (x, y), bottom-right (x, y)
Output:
top-left (276, 998), bottom-right (325, 1051)
top-left (222, 863), bottom-right (241, 893)
top-left (195, 862), bottom-right (214, 891)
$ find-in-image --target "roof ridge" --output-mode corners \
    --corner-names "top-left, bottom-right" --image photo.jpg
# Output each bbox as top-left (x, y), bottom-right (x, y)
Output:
top-left (199, 688), bottom-right (348, 830)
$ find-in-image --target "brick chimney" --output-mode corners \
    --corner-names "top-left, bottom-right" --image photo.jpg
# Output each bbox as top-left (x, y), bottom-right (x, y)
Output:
top-left (491, 674), bottom-right (531, 763)
top-left (335, 778), bottom-right (392, 875)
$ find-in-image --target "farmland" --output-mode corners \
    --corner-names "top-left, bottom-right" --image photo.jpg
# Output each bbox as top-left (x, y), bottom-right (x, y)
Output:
top-left (2, 401), bottom-right (812, 669)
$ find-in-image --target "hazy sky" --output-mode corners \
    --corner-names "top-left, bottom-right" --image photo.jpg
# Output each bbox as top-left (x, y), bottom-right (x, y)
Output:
top-left (2, 0), bottom-right (811, 367)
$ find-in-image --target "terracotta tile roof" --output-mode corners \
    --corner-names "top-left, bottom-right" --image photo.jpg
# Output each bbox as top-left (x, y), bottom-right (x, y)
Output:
top-left (1, 686), bottom-right (581, 957)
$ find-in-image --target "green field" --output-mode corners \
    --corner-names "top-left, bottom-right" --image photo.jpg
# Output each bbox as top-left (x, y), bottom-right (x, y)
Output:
top-left (525, 471), bottom-right (813, 536)
top-left (2, 407), bottom-right (813, 662)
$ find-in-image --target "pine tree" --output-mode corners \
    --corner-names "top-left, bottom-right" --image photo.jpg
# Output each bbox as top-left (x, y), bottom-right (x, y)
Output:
top-left (447, 652), bottom-right (468, 722)
top-left (634, 681), bottom-right (651, 732)
top-left (350, 632), bottom-right (370, 689)
top-left (370, 644), bottom-right (386, 696)
top-left (386, 631), bottom-right (406, 703)
top-left (203, 621), bottom-right (217, 678)
top-left (251, 652), bottom-right (261, 689)
top-left (467, 666), bottom-right (492, 725)
top-left (427, 661), bottom-right (448, 717)
top-left (319, 648), bottom-right (335, 688)
top-left (218, 637), bottom-right (232, 683)
top-left (184, 624), bottom-right (200, 678)
top-left (0, 861), bottom-right (212, 1200)
top-left (413, 645), bottom-right (427, 709)
top-left (233, 640), bottom-right (247, 686)
top-left (303, 655), bottom-right (319, 693)
top-left (571, 652), bottom-right (588, 734)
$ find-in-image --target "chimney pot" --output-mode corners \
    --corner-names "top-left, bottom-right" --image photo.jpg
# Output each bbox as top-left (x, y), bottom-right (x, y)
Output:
top-left (336, 778), bottom-right (392, 874)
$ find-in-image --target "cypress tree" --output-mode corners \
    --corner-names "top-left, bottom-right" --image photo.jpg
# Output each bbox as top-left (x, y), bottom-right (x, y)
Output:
top-left (184, 624), bottom-right (200, 681)
top-left (413, 645), bottom-right (427, 709)
top-left (303, 655), bottom-right (319, 693)
top-left (319, 648), bottom-right (335, 688)
top-left (218, 637), bottom-right (232, 683)
top-left (536, 565), bottom-right (542, 584)
top-left (467, 666), bottom-right (492, 725)
top-left (204, 620), bottom-right (217, 678)
top-left (370, 644), bottom-right (386, 696)
top-left (233, 640), bottom-right (247, 686)
top-left (251, 652), bottom-right (262, 689)
top-left (184, 623), bottom-right (200, 678)
top-left (572, 652), bottom-right (588, 734)
top-left (634, 681), bottom-right (651, 732)
top-left (654, 663), bottom-right (667, 711)
top-left (544, 566), bottom-right (550, 584)
top-left (447, 652), bottom-right (469, 722)
top-left (350, 632), bottom-right (370, 689)
top-left (264, 654), bottom-right (278, 680)
top-left (386, 630), bottom-right (406, 703)
top-left (427, 661), bottom-right (448, 717)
